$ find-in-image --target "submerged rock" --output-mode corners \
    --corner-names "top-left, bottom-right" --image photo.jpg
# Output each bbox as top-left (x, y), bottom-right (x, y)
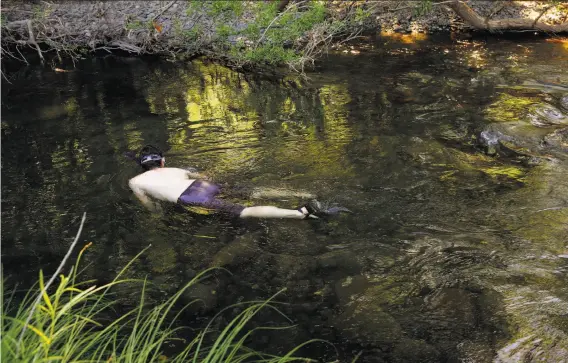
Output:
top-left (481, 92), bottom-right (568, 161)
top-left (543, 127), bottom-right (568, 152)
top-left (391, 84), bottom-right (417, 103)
top-left (210, 232), bottom-right (259, 268)
top-left (560, 95), bottom-right (568, 111)
top-left (391, 339), bottom-right (441, 363)
top-left (317, 250), bottom-right (362, 274)
top-left (529, 104), bottom-right (568, 127)
top-left (401, 71), bottom-right (434, 84)
top-left (485, 94), bottom-right (535, 123)
top-left (477, 122), bottom-right (560, 160)
top-left (336, 303), bottom-right (403, 346)
top-left (334, 275), bottom-right (371, 305)
top-left (147, 243), bottom-right (177, 273)
top-left (263, 222), bottom-right (325, 255)
top-left (271, 254), bottom-right (316, 281)
top-left (477, 129), bottom-right (511, 155)
top-left (425, 288), bottom-right (477, 332)
top-left (485, 93), bottom-right (568, 128)
top-left (438, 124), bottom-right (470, 143)
top-left (333, 274), bottom-right (425, 349)
top-left (180, 281), bottom-right (220, 313)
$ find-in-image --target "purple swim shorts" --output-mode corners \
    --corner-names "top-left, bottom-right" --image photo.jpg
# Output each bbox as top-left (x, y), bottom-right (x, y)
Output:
top-left (177, 180), bottom-right (245, 216)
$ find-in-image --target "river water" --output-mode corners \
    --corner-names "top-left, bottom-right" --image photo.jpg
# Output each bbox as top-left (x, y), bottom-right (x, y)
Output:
top-left (2, 35), bottom-right (568, 362)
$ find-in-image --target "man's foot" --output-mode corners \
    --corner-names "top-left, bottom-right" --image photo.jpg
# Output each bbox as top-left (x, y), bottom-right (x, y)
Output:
top-left (298, 200), bottom-right (352, 219)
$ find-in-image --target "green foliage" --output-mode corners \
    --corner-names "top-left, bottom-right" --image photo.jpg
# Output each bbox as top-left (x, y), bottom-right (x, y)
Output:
top-left (123, 0), bottom-right (367, 70)
top-left (173, 17), bottom-right (183, 35)
top-left (185, 1), bottom-right (198, 16)
top-left (414, 0), bottom-right (433, 17)
top-left (217, 24), bottom-right (234, 39)
top-left (115, 0), bottom-right (364, 70)
top-left (184, 26), bottom-right (202, 41)
top-left (125, 19), bottom-right (145, 31)
top-left (172, 17), bottom-right (201, 41)
top-left (32, 5), bottom-right (49, 20)
top-left (1, 247), bottom-right (324, 362)
top-left (215, 1), bottom-right (328, 66)
top-left (209, 1), bottom-right (244, 18)
top-left (353, 7), bottom-right (371, 24)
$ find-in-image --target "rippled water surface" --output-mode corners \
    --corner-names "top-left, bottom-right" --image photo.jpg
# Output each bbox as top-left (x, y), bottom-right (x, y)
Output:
top-left (2, 35), bottom-right (568, 362)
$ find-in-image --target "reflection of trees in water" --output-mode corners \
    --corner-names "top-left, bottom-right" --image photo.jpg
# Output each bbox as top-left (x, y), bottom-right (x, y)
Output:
top-left (139, 59), bottom-right (357, 188)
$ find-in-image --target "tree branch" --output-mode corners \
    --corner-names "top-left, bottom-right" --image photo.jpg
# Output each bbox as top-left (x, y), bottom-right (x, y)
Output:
top-left (26, 19), bottom-right (44, 61)
top-left (4, 20), bottom-right (30, 30)
top-left (152, 0), bottom-right (177, 22)
top-left (532, 4), bottom-right (553, 28)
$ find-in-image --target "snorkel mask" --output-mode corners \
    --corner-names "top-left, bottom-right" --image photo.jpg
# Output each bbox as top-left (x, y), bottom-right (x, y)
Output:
top-left (140, 153), bottom-right (163, 165)
top-left (124, 144), bottom-right (164, 168)
top-left (139, 144), bottom-right (164, 166)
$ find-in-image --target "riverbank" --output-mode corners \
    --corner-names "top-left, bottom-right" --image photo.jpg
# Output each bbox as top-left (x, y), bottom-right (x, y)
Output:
top-left (2, 1), bottom-right (567, 72)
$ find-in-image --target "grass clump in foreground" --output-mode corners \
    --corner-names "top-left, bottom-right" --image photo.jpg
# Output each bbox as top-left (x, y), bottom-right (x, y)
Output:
top-left (1, 243), bottom-right (326, 362)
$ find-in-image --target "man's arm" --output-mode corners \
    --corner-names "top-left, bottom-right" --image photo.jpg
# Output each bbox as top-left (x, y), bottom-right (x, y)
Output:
top-left (129, 179), bottom-right (161, 213)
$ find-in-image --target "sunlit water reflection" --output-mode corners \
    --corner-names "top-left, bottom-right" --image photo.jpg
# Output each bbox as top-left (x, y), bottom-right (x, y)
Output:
top-left (2, 35), bottom-right (568, 362)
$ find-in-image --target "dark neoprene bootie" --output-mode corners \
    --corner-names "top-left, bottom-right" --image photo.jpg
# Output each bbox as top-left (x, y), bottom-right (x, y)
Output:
top-left (298, 199), bottom-right (352, 219)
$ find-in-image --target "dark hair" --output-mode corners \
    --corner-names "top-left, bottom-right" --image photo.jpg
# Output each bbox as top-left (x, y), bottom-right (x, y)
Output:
top-left (139, 145), bottom-right (163, 171)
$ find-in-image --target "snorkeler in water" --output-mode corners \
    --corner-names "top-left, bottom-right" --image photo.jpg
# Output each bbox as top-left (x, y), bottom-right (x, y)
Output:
top-left (126, 145), bottom-right (351, 219)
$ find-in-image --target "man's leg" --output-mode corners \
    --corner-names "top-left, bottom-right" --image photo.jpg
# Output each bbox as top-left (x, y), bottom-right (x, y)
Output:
top-left (240, 200), bottom-right (351, 219)
top-left (239, 205), bottom-right (315, 219)
top-left (179, 180), bottom-right (341, 219)
top-left (178, 181), bottom-right (312, 219)
top-left (204, 197), bottom-right (350, 220)
top-left (202, 198), bottom-right (315, 219)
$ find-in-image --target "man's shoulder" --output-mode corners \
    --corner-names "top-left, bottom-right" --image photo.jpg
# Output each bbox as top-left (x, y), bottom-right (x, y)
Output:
top-left (128, 174), bottom-right (141, 187)
top-left (128, 171), bottom-right (149, 186)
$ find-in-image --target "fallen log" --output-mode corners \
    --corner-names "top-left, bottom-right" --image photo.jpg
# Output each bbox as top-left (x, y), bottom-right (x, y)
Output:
top-left (446, 0), bottom-right (568, 33)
